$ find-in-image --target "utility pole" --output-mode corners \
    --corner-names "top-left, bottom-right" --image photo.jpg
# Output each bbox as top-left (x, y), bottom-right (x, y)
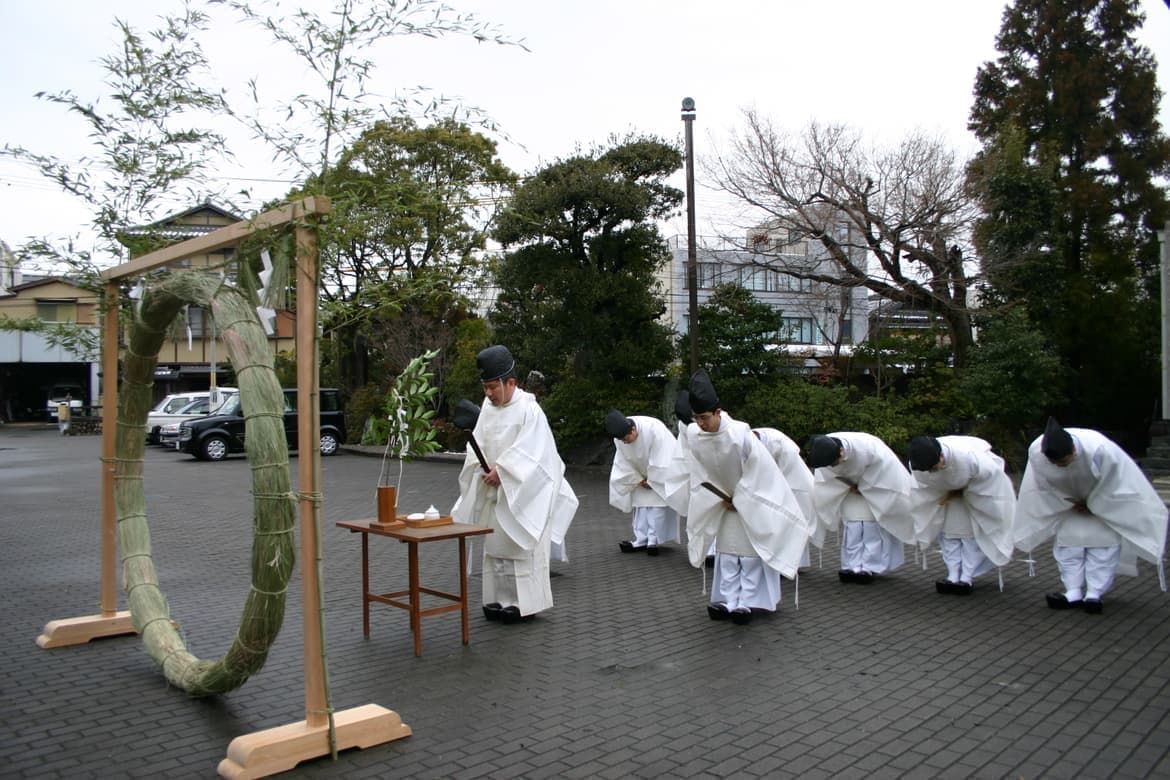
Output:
top-left (1159, 222), bottom-right (1169, 420)
top-left (682, 97), bottom-right (699, 374)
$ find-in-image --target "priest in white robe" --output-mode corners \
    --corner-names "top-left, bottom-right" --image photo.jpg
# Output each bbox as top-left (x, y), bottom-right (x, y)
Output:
top-left (680, 371), bottom-right (812, 624)
top-left (807, 432), bottom-right (915, 583)
top-left (606, 410), bottom-right (687, 555)
top-left (451, 345), bottom-right (578, 624)
top-left (1014, 418), bottom-right (1167, 614)
top-left (908, 435), bottom-right (1015, 595)
top-left (753, 427), bottom-right (815, 538)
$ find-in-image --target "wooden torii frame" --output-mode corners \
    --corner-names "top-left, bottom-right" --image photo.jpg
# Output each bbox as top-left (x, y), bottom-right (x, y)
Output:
top-left (35, 196), bottom-right (412, 778)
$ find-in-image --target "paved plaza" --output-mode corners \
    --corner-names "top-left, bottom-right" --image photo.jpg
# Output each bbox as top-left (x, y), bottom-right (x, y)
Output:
top-left (3, 426), bottom-right (1170, 779)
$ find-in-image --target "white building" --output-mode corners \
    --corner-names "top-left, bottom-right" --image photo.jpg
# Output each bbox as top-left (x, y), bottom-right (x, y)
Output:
top-left (659, 228), bottom-right (869, 350)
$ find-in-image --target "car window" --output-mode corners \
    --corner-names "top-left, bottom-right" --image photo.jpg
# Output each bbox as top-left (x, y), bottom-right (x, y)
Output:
top-left (164, 397), bottom-right (193, 413)
top-left (218, 395), bottom-right (243, 416)
top-left (179, 399), bottom-right (210, 414)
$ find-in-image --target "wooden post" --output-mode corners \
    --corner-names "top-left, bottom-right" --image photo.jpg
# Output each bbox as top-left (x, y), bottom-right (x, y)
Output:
top-left (36, 283), bottom-right (135, 647)
top-left (219, 199), bottom-right (411, 779)
top-left (25, 195), bottom-right (411, 772)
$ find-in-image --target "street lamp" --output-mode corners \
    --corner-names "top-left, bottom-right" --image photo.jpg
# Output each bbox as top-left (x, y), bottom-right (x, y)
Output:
top-left (682, 97), bottom-right (699, 374)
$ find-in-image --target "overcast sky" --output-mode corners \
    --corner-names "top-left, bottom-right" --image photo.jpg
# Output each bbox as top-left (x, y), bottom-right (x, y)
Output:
top-left (2, 0), bottom-right (1168, 269)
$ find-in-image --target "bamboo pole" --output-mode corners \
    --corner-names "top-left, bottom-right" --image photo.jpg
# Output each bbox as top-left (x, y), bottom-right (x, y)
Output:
top-left (295, 222), bottom-right (328, 730)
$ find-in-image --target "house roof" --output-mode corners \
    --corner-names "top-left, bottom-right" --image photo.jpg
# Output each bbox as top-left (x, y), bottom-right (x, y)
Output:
top-left (119, 202), bottom-right (246, 243)
top-left (10, 276), bottom-right (90, 294)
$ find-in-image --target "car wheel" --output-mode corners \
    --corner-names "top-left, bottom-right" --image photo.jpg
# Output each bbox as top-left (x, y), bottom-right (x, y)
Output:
top-left (201, 435), bottom-right (230, 462)
top-left (320, 431), bottom-right (339, 456)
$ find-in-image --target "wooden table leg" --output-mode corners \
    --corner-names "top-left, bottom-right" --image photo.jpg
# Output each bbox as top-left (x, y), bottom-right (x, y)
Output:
top-left (361, 533), bottom-right (370, 638)
top-left (459, 537), bottom-right (470, 645)
top-left (408, 541), bottom-right (422, 657)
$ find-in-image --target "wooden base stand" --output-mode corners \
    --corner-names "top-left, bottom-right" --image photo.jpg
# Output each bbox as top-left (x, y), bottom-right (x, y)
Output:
top-left (36, 612), bottom-right (137, 648)
top-left (402, 514), bottom-right (453, 528)
top-left (217, 704), bottom-right (412, 779)
top-left (368, 516), bottom-right (406, 531)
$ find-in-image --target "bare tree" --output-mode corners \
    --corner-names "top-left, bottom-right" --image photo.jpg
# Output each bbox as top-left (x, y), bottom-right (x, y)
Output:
top-left (706, 112), bottom-right (979, 367)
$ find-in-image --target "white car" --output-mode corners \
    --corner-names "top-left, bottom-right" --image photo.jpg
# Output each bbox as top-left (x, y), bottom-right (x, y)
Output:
top-left (46, 384), bottom-right (85, 421)
top-left (146, 389), bottom-right (238, 444)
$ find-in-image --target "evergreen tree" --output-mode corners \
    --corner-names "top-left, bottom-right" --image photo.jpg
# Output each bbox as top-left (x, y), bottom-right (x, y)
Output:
top-left (489, 137), bottom-right (681, 443)
top-left (690, 282), bottom-right (793, 411)
top-left (967, 0), bottom-right (1170, 429)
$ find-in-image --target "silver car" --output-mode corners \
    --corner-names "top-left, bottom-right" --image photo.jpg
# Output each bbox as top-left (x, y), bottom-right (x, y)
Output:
top-left (146, 389), bottom-right (238, 444)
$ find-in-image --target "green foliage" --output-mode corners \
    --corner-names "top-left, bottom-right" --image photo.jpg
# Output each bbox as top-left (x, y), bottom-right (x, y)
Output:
top-left (959, 307), bottom-right (1066, 449)
top-left (850, 329), bottom-right (953, 398)
top-left (967, 0), bottom-right (1170, 429)
top-left (901, 363), bottom-right (974, 428)
top-left (691, 282), bottom-right (797, 409)
top-left (346, 384), bottom-right (386, 445)
top-left (444, 318), bottom-right (493, 412)
top-left (541, 376), bottom-right (666, 450)
top-left (490, 136), bottom-right (682, 406)
top-left (365, 349), bottom-right (442, 460)
top-left (738, 378), bottom-right (921, 456)
top-left (278, 117), bottom-right (514, 401)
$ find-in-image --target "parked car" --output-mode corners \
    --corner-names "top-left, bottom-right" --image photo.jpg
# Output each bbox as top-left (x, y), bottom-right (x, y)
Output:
top-left (146, 389), bottom-right (238, 444)
top-left (46, 384), bottom-right (84, 421)
top-left (176, 388), bottom-right (346, 461)
top-left (156, 396), bottom-right (233, 448)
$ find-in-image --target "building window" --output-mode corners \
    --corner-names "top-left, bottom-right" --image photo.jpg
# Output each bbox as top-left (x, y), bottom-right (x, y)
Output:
top-left (777, 274), bottom-right (811, 292)
top-left (185, 306), bottom-right (211, 337)
top-left (36, 300), bottom-right (78, 323)
top-left (698, 262), bottom-right (720, 289)
top-left (782, 316), bottom-right (815, 344)
top-left (840, 317), bottom-right (853, 344)
top-left (740, 266), bottom-right (779, 292)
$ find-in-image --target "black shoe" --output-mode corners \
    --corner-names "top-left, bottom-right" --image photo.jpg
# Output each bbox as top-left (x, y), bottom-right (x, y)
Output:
top-left (707, 603), bottom-right (730, 621)
top-left (935, 579), bottom-right (956, 594)
top-left (730, 608), bottom-right (753, 625)
top-left (853, 571), bottom-right (875, 584)
top-left (838, 570), bottom-right (856, 583)
top-left (1083, 598), bottom-right (1103, 614)
top-left (1046, 592), bottom-right (1082, 610)
top-left (705, 555), bottom-right (715, 569)
top-left (953, 581), bottom-right (973, 596)
top-left (645, 545), bottom-right (659, 557)
top-left (618, 540), bottom-right (637, 553)
top-left (482, 602), bottom-right (502, 621)
top-left (499, 606), bottom-right (534, 624)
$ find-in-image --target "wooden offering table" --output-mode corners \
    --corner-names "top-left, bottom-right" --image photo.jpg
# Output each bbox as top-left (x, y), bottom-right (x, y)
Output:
top-left (336, 520), bottom-right (492, 656)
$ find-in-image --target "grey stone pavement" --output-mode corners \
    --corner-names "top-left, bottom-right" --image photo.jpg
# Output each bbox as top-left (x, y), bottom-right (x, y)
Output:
top-left (3, 426), bottom-right (1170, 779)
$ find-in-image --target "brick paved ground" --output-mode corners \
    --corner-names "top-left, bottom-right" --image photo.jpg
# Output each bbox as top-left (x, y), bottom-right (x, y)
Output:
top-left (3, 427), bottom-right (1170, 779)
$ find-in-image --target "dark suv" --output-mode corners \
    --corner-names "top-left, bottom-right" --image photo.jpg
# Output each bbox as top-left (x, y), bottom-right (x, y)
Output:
top-left (177, 388), bottom-right (346, 461)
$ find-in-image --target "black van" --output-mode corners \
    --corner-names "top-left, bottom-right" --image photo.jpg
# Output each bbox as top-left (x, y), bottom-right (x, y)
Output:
top-left (176, 388), bottom-right (346, 461)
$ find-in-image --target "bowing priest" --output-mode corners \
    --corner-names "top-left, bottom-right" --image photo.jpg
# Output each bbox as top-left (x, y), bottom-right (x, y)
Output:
top-left (678, 370), bottom-right (812, 624)
top-left (908, 435), bottom-right (1015, 595)
top-left (807, 432), bottom-right (915, 583)
top-left (1014, 418), bottom-right (1167, 614)
top-left (451, 345), bottom-right (578, 624)
top-left (606, 410), bottom-right (687, 555)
